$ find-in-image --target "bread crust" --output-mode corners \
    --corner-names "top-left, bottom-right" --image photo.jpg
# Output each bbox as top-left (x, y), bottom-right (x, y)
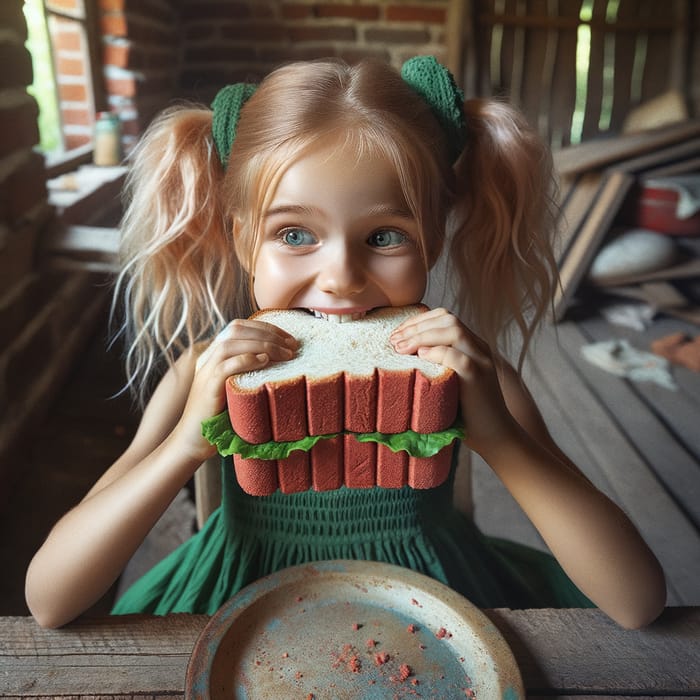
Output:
top-left (233, 440), bottom-right (457, 495)
top-left (226, 305), bottom-right (460, 494)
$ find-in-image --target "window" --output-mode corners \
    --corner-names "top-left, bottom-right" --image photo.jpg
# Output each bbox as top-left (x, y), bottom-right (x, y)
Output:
top-left (23, 0), bottom-right (104, 167)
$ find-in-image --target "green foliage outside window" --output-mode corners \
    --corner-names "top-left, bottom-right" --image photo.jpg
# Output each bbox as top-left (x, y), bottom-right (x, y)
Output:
top-left (23, 0), bottom-right (62, 154)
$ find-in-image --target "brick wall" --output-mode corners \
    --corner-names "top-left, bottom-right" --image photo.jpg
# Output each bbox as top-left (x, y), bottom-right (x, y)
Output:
top-left (0, 0), bottom-right (453, 483)
top-left (0, 0), bottom-right (108, 488)
top-left (0, 1), bottom-right (48, 297)
top-left (99, 0), bottom-right (452, 147)
top-left (100, 0), bottom-right (180, 153)
top-left (177, 0), bottom-right (450, 101)
top-left (46, 0), bottom-right (95, 150)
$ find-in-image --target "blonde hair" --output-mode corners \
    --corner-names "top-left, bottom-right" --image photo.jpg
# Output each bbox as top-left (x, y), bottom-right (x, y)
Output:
top-left (115, 58), bottom-right (557, 403)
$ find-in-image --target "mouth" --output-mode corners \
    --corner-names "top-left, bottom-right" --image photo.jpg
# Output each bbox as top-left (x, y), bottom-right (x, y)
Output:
top-left (307, 309), bottom-right (368, 323)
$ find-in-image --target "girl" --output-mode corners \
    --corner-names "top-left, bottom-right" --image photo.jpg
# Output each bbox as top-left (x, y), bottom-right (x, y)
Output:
top-left (25, 56), bottom-right (666, 629)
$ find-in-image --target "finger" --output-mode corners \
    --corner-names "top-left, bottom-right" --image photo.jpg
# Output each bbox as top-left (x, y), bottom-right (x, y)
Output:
top-left (197, 336), bottom-right (294, 372)
top-left (218, 319), bottom-right (299, 347)
top-left (217, 337), bottom-right (296, 362)
top-left (394, 325), bottom-right (488, 364)
top-left (416, 345), bottom-right (473, 376)
top-left (217, 351), bottom-right (272, 378)
top-left (391, 307), bottom-right (451, 335)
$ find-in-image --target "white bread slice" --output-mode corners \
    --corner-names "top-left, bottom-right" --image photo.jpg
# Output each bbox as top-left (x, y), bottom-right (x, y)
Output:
top-left (225, 305), bottom-right (459, 444)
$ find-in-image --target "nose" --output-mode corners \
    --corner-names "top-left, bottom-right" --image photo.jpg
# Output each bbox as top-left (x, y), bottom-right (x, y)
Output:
top-left (316, 246), bottom-right (366, 297)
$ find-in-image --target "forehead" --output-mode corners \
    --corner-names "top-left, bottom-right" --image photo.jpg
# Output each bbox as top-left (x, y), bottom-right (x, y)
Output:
top-left (268, 140), bottom-right (409, 211)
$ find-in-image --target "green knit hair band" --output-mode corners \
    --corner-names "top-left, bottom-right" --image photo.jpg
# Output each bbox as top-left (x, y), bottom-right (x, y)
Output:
top-left (211, 56), bottom-right (466, 169)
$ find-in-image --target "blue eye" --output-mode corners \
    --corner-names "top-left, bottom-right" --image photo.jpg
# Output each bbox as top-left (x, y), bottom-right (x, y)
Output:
top-left (281, 228), bottom-right (316, 246)
top-left (369, 229), bottom-right (406, 248)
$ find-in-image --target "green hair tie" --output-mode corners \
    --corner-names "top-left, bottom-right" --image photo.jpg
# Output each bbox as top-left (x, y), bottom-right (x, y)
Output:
top-left (211, 82), bottom-right (257, 169)
top-left (401, 56), bottom-right (466, 163)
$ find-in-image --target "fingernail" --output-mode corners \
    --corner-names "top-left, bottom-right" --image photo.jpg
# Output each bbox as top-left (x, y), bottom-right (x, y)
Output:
top-left (284, 337), bottom-right (299, 348)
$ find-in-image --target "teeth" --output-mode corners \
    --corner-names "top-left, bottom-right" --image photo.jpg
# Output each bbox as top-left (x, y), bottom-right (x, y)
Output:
top-left (311, 310), bottom-right (366, 323)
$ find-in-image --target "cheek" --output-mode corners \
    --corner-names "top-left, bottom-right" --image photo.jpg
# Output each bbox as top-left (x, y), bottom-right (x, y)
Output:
top-left (252, 251), bottom-right (302, 307)
top-left (381, 258), bottom-right (428, 305)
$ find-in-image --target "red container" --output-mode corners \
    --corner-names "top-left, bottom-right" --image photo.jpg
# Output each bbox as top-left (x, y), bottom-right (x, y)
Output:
top-left (635, 177), bottom-right (700, 236)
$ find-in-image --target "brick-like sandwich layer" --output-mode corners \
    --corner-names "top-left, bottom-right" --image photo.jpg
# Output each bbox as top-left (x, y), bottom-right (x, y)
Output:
top-left (225, 306), bottom-right (460, 495)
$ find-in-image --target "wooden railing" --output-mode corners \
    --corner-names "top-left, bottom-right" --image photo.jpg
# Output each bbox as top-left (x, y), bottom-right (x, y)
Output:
top-left (448, 0), bottom-right (698, 147)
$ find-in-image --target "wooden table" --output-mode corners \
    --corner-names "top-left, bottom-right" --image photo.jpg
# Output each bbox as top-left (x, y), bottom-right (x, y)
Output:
top-left (1, 608), bottom-right (698, 698)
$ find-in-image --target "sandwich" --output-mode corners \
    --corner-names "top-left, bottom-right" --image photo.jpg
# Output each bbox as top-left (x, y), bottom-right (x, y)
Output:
top-left (202, 305), bottom-right (464, 496)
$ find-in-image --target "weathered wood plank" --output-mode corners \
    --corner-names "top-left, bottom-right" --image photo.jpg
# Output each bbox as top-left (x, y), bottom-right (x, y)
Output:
top-left (0, 615), bottom-right (206, 696)
top-left (556, 170), bottom-right (604, 260)
top-left (526, 323), bottom-right (700, 604)
top-left (552, 120), bottom-right (700, 176)
top-left (554, 170), bottom-right (635, 320)
top-left (484, 607), bottom-right (700, 695)
top-left (578, 315), bottom-right (700, 462)
top-left (3, 610), bottom-right (698, 698)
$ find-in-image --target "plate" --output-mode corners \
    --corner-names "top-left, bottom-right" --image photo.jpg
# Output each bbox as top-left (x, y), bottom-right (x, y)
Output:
top-left (185, 560), bottom-right (524, 699)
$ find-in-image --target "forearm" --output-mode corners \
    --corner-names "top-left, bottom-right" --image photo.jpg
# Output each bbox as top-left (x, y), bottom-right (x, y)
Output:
top-left (25, 435), bottom-right (203, 628)
top-left (479, 427), bottom-right (666, 628)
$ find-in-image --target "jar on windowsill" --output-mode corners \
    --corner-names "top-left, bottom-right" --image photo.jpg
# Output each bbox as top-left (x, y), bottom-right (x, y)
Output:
top-left (93, 111), bottom-right (122, 166)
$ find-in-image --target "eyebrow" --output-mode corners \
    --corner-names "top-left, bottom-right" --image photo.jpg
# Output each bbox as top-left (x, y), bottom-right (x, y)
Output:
top-left (264, 204), bottom-right (317, 218)
top-left (264, 203), bottom-right (414, 220)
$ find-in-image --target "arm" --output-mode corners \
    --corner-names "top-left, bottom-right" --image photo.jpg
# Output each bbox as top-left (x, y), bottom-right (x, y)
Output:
top-left (391, 308), bottom-right (666, 629)
top-left (25, 320), bottom-right (298, 628)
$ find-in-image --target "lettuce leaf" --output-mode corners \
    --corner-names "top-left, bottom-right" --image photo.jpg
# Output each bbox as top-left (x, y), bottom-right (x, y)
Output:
top-left (355, 424), bottom-right (465, 457)
top-left (201, 411), bottom-right (464, 460)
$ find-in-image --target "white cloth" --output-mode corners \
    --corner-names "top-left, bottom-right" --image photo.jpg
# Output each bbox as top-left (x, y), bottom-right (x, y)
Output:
top-left (581, 339), bottom-right (676, 390)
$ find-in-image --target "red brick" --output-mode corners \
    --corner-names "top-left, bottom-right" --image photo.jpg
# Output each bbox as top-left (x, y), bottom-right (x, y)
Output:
top-left (58, 82), bottom-right (88, 101)
top-left (99, 0), bottom-right (125, 11)
top-left (100, 14), bottom-right (128, 37)
top-left (281, 4), bottom-right (313, 19)
top-left (184, 45), bottom-right (253, 63)
top-left (316, 4), bottom-right (380, 20)
top-left (102, 41), bottom-right (130, 68)
top-left (289, 25), bottom-right (356, 42)
top-left (386, 5), bottom-right (447, 23)
top-left (51, 27), bottom-right (82, 52)
top-left (220, 22), bottom-right (288, 42)
top-left (65, 133), bottom-right (91, 149)
top-left (338, 47), bottom-right (392, 64)
top-left (259, 45), bottom-right (341, 63)
top-left (46, 0), bottom-right (80, 11)
top-left (56, 56), bottom-right (86, 76)
top-left (128, 0), bottom-right (177, 24)
top-left (105, 75), bottom-right (137, 97)
top-left (364, 27), bottom-right (430, 44)
top-left (61, 107), bottom-right (91, 126)
top-left (181, 1), bottom-right (250, 21)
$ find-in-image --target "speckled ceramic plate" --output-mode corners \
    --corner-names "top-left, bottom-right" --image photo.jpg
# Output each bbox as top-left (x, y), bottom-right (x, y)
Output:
top-left (185, 560), bottom-right (524, 699)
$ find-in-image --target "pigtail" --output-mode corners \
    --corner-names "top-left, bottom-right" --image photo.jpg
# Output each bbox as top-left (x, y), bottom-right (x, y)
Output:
top-left (448, 98), bottom-right (559, 369)
top-left (113, 106), bottom-right (249, 404)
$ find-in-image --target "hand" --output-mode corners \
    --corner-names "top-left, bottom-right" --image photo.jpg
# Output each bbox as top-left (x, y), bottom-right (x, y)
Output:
top-left (390, 308), bottom-right (519, 456)
top-left (173, 319), bottom-right (299, 461)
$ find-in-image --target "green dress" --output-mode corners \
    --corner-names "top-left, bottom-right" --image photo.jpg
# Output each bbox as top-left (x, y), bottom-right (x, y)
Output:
top-left (112, 451), bottom-right (592, 615)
